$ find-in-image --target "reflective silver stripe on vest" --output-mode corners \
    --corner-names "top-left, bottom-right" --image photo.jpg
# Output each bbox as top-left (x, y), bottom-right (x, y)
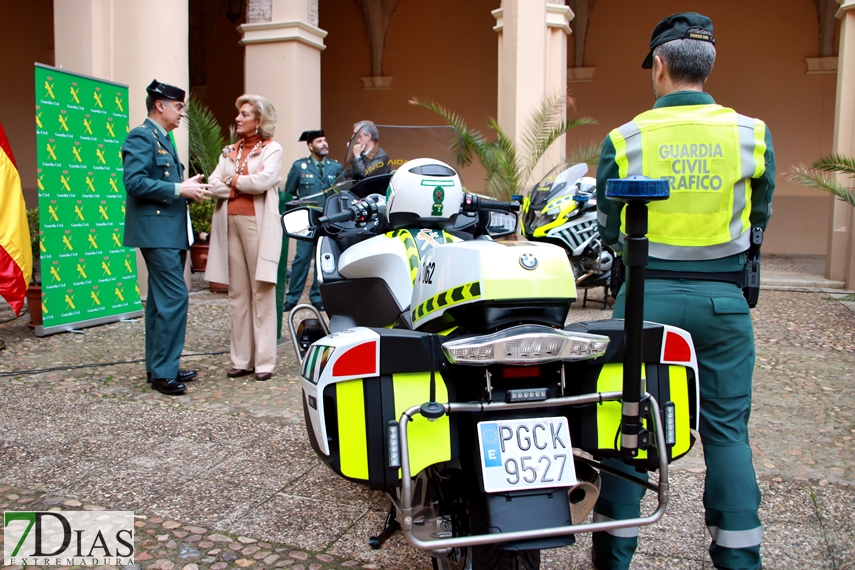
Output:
top-left (616, 112), bottom-right (761, 261)
top-left (645, 231), bottom-right (751, 260)
top-left (592, 512), bottom-right (640, 538)
top-left (618, 122), bottom-right (643, 177)
top-left (731, 115), bottom-right (758, 241)
top-left (597, 209), bottom-right (609, 227)
top-left (708, 525), bottom-right (763, 548)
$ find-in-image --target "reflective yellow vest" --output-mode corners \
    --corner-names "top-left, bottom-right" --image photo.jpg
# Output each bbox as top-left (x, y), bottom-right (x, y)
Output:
top-left (608, 104), bottom-right (767, 260)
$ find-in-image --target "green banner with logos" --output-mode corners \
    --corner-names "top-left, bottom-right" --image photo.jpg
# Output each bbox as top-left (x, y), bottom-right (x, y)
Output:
top-left (34, 64), bottom-right (142, 336)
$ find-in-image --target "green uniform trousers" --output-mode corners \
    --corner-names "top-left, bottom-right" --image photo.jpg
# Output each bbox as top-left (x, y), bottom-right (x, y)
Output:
top-left (140, 248), bottom-right (188, 379)
top-left (592, 279), bottom-right (762, 570)
top-left (285, 239), bottom-right (321, 305)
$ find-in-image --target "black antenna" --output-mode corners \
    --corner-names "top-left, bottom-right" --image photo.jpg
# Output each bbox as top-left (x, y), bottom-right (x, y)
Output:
top-left (420, 334), bottom-right (444, 420)
top-left (605, 176), bottom-right (669, 458)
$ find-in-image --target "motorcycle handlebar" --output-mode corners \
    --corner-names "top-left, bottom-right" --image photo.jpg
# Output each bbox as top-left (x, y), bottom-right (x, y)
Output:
top-left (460, 194), bottom-right (520, 214)
top-left (317, 209), bottom-right (356, 225)
top-left (317, 194), bottom-right (386, 226)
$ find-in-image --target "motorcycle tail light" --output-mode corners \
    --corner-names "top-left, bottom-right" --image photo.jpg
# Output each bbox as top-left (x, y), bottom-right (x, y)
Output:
top-left (442, 325), bottom-right (609, 365)
top-left (387, 420), bottom-right (401, 468)
top-left (506, 387), bottom-right (549, 402)
top-left (502, 366), bottom-right (541, 378)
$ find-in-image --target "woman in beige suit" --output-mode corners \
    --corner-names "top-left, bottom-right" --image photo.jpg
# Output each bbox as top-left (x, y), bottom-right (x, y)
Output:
top-left (205, 94), bottom-right (283, 381)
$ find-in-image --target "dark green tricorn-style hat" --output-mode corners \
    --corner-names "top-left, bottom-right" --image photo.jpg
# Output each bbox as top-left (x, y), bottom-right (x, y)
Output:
top-left (145, 79), bottom-right (186, 101)
top-left (642, 12), bottom-right (715, 69)
top-left (299, 130), bottom-right (325, 142)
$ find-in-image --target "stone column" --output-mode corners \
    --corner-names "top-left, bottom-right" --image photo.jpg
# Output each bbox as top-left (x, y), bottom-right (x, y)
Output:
top-left (239, 0), bottom-right (327, 163)
top-left (240, 0), bottom-right (327, 337)
top-left (828, 0), bottom-right (855, 287)
top-left (53, 0), bottom-right (192, 295)
top-left (492, 0), bottom-right (572, 186)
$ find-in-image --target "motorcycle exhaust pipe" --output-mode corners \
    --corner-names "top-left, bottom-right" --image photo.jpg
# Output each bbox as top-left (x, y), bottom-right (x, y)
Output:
top-left (567, 460), bottom-right (601, 525)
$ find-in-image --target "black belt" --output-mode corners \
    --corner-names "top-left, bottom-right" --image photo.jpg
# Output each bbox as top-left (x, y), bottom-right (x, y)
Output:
top-left (644, 269), bottom-right (744, 286)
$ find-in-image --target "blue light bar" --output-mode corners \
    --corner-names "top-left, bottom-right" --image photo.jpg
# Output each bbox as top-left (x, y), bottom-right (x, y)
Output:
top-left (606, 176), bottom-right (670, 201)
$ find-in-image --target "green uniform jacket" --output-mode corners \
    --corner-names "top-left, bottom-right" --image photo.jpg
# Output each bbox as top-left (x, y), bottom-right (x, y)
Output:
top-left (596, 91), bottom-right (776, 274)
top-left (283, 155), bottom-right (343, 206)
top-left (122, 118), bottom-right (189, 249)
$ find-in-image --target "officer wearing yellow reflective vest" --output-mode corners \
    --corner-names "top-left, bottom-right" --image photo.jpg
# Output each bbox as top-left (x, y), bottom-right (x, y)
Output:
top-left (593, 13), bottom-right (774, 570)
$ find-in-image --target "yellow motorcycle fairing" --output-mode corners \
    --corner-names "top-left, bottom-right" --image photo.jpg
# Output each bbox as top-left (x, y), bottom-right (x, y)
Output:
top-left (531, 194), bottom-right (581, 238)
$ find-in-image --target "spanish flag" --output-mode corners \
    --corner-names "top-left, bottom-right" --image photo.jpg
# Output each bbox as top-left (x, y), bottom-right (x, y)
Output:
top-left (0, 124), bottom-right (32, 316)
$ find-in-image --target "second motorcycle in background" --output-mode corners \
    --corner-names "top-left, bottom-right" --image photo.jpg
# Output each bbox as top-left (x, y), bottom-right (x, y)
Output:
top-left (520, 163), bottom-right (615, 302)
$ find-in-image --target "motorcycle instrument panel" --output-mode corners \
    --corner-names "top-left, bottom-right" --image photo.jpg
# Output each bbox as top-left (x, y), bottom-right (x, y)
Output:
top-left (477, 417), bottom-right (578, 493)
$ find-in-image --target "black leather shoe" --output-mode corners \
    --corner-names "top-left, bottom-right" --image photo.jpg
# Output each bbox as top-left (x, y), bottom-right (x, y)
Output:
top-left (147, 370), bottom-right (197, 383)
top-left (150, 378), bottom-right (186, 395)
top-left (283, 302), bottom-right (297, 312)
top-left (312, 302), bottom-right (325, 312)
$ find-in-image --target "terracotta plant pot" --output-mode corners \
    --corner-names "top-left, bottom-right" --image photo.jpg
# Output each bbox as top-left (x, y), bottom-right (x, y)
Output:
top-left (26, 284), bottom-right (43, 329)
top-left (189, 243), bottom-right (209, 273)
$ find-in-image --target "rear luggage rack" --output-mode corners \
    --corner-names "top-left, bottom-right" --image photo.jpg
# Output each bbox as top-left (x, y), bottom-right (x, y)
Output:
top-left (395, 391), bottom-right (670, 551)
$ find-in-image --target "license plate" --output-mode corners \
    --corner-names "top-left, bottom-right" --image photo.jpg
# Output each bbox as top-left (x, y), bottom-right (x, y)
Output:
top-left (477, 416), bottom-right (577, 493)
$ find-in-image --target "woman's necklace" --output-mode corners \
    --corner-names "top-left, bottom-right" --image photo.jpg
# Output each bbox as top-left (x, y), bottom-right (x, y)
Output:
top-left (234, 139), bottom-right (263, 175)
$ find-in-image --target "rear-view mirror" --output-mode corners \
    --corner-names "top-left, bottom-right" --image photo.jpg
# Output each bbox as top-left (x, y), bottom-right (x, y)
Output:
top-left (281, 208), bottom-right (317, 241)
top-left (486, 211), bottom-right (517, 238)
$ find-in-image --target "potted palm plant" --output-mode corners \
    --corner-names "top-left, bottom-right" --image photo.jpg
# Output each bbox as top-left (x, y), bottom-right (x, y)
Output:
top-left (185, 95), bottom-right (228, 290)
top-left (790, 154), bottom-right (855, 208)
top-left (26, 207), bottom-right (43, 328)
top-left (409, 93), bottom-right (599, 201)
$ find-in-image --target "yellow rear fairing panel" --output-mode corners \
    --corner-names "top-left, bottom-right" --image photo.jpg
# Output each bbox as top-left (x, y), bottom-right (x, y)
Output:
top-left (595, 363), bottom-right (648, 459)
top-left (336, 380), bottom-right (370, 480)
top-left (393, 372), bottom-right (451, 476)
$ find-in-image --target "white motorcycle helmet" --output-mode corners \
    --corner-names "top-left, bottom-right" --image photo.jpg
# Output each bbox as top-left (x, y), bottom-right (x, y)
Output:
top-left (385, 158), bottom-right (464, 229)
top-left (576, 176), bottom-right (597, 196)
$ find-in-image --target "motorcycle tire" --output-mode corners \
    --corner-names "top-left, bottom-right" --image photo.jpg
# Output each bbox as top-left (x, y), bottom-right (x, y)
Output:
top-left (432, 545), bottom-right (540, 570)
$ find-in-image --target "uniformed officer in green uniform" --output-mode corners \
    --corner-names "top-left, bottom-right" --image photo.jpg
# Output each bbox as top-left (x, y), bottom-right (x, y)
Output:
top-left (593, 13), bottom-right (775, 570)
top-left (122, 80), bottom-right (211, 395)
top-left (283, 130), bottom-right (342, 312)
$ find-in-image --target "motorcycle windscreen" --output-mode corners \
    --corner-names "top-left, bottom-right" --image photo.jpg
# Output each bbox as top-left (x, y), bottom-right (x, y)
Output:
top-left (522, 162), bottom-right (588, 236)
top-left (336, 125), bottom-right (467, 185)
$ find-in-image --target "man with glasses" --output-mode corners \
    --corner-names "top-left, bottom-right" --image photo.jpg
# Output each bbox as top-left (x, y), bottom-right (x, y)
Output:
top-left (122, 79), bottom-right (211, 395)
top-left (349, 121), bottom-right (390, 179)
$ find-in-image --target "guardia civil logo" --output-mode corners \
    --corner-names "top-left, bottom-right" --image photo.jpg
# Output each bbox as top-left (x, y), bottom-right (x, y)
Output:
top-left (4, 511), bottom-right (134, 566)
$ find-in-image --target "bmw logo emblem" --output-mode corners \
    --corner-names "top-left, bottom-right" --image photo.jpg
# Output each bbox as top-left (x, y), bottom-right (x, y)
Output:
top-left (519, 253), bottom-right (538, 270)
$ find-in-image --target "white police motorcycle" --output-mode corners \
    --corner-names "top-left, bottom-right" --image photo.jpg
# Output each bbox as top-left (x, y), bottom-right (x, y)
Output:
top-left (281, 128), bottom-right (698, 570)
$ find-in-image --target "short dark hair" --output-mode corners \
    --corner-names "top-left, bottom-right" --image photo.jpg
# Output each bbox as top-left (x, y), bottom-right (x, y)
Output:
top-left (145, 94), bottom-right (167, 115)
top-left (653, 37), bottom-right (716, 85)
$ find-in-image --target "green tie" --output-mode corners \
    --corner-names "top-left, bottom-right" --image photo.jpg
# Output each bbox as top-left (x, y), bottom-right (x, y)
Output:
top-left (318, 161), bottom-right (324, 180)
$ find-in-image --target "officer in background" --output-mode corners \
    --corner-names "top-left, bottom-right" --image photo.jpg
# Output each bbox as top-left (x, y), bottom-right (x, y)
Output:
top-left (123, 80), bottom-right (211, 395)
top-left (282, 130), bottom-right (342, 312)
top-left (593, 13), bottom-right (774, 570)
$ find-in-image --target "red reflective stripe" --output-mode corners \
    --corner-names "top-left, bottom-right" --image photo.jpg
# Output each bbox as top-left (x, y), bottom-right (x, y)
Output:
top-left (663, 331), bottom-right (691, 362)
top-left (332, 341), bottom-right (377, 376)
